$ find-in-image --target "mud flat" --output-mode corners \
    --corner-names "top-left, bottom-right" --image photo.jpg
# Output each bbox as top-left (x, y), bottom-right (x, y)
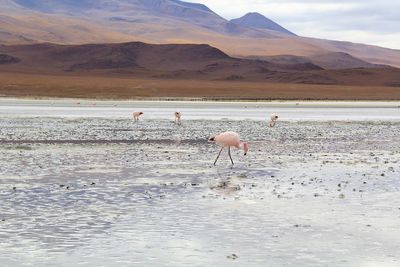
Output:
top-left (0, 102), bottom-right (399, 266)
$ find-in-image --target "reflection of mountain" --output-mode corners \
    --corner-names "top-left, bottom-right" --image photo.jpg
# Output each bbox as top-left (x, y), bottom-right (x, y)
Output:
top-left (0, 0), bottom-right (399, 68)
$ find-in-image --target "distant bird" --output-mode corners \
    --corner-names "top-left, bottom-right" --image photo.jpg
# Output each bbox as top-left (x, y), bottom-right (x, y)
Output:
top-left (269, 113), bottom-right (279, 127)
top-left (209, 131), bottom-right (249, 165)
top-left (133, 111), bottom-right (143, 122)
top-left (175, 112), bottom-right (182, 124)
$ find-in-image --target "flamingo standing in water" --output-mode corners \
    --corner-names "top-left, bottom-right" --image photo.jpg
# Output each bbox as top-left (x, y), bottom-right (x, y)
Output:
top-left (209, 131), bottom-right (249, 165)
top-left (269, 113), bottom-right (279, 127)
top-left (133, 112), bottom-right (143, 122)
top-left (175, 112), bottom-right (182, 124)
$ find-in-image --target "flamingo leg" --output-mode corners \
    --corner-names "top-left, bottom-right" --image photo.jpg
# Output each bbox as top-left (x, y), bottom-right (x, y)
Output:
top-left (214, 147), bottom-right (224, 165)
top-left (228, 147), bottom-right (234, 165)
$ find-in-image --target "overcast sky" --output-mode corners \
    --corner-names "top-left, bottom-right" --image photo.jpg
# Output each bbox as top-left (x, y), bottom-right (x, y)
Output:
top-left (186, 0), bottom-right (400, 49)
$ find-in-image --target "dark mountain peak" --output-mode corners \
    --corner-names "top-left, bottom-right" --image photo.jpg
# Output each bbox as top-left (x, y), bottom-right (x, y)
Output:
top-left (244, 12), bottom-right (265, 18)
top-left (230, 12), bottom-right (295, 36)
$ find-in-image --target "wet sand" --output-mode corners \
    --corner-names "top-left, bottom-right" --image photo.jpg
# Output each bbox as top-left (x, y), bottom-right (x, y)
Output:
top-left (0, 102), bottom-right (399, 266)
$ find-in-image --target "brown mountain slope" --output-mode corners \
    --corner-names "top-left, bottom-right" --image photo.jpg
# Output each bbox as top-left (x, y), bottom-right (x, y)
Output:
top-left (1, 0), bottom-right (400, 68)
top-left (0, 42), bottom-right (399, 88)
top-left (309, 52), bottom-right (385, 70)
top-left (255, 52), bottom-right (385, 70)
top-left (0, 11), bottom-right (141, 45)
top-left (0, 42), bottom-right (322, 73)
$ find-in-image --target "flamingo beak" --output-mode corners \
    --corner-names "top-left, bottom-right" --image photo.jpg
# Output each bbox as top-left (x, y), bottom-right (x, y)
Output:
top-left (209, 137), bottom-right (215, 142)
top-left (243, 143), bottom-right (249, 156)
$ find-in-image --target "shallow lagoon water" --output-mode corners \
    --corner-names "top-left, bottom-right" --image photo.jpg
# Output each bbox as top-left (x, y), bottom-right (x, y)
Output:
top-left (1, 99), bottom-right (400, 121)
top-left (0, 100), bottom-right (400, 267)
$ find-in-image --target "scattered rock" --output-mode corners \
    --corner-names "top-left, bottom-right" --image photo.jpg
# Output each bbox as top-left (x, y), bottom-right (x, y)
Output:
top-left (227, 254), bottom-right (239, 260)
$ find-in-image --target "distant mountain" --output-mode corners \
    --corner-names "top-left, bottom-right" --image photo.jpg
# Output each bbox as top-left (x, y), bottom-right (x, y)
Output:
top-left (13, 0), bottom-right (218, 19)
top-left (230, 12), bottom-right (295, 36)
top-left (11, 0), bottom-right (269, 37)
top-left (255, 52), bottom-right (386, 70)
top-left (0, 42), bottom-right (320, 74)
top-left (309, 52), bottom-right (386, 70)
top-left (2, 42), bottom-right (399, 87)
top-left (1, 0), bottom-right (400, 68)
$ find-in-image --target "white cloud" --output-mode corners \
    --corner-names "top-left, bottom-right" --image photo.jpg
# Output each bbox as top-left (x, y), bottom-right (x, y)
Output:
top-left (185, 0), bottom-right (400, 49)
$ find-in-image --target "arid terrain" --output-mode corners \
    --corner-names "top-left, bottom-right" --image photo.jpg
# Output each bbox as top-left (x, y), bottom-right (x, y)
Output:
top-left (1, 0), bottom-right (400, 100)
top-left (0, 42), bottom-right (400, 100)
top-left (1, 0), bottom-right (400, 68)
top-left (2, 72), bottom-right (400, 100)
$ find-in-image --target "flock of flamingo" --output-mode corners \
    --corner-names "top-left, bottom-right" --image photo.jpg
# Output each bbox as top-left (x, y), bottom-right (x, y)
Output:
top-left (132, 111), bottom-right (279, 165)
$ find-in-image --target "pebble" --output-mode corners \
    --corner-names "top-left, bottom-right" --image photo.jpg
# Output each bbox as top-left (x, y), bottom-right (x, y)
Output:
top-left (227, 254), bottom-right (239, 260)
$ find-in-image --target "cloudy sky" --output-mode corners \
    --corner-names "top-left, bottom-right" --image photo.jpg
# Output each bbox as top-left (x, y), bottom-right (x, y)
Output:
top-left (186, 0), bottom-right (400, 49)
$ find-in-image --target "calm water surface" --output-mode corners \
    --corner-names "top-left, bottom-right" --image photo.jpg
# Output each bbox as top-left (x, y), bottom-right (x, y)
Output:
top-left (1, 99), bottom-right (399, 121)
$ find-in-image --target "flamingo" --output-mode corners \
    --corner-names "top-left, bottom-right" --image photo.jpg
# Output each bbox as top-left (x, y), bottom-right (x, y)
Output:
top-left (209, 131), bottom-right (249, 165)
top-left (174, 112), bottom-right (182, 124)
top-left (133, 111), bottom-right (143, 122)
top-left (269, 113), bottom-right (279, 127)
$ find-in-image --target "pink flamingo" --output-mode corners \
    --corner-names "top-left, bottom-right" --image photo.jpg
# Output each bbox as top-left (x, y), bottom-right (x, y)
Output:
top-left (175, 112), bottom-right (182, 124)
top-left (133, 111), bottom-right (143, 122)
top-left (270, 113), bottom-right (279, 127)
top-left (209, 131), bottom-right (249, 165)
